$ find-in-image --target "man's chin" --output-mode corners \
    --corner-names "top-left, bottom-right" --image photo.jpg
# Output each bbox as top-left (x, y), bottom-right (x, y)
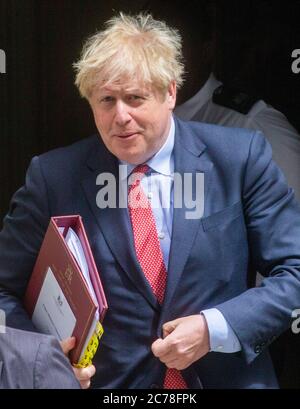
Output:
top-left (116, 150), bottom-right (153, 165)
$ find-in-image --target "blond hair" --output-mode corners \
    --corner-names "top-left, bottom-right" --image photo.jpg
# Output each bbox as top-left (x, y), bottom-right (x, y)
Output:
top-left (73, 13), bottom-right (184, 98)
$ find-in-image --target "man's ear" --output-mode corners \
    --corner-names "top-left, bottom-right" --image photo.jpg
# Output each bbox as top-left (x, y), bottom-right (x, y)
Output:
top-left (167, 80), bottom-right (177, 110)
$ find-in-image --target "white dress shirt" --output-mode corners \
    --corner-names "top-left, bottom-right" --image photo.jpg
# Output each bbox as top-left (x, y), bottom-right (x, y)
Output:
top-left (175, 73), bottom-right (300, 202)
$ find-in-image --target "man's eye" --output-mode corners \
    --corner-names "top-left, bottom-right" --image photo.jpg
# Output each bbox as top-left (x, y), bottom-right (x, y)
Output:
top-left (128, 95), bottom-right (142, 101)
top-left (100, 96), bottom-right (114, 103)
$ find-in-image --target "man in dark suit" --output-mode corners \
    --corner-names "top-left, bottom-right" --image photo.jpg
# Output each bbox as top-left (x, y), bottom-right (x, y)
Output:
top-left (0, 327), bottom-right (80, 388)
top-left (144, 1), bottom-right (300, 388)
top-left (0, 12), bottom-right (300, 388)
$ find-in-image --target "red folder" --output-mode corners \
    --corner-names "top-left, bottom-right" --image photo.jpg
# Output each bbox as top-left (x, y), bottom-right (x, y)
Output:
top-left (24, 215), bottom-right (108, 364)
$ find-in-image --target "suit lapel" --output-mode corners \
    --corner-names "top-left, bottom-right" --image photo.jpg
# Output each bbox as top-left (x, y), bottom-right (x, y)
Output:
top-left (81, 140), bottom-right (159, 310)
top-left (80, 119), bottom-right (214, 316)
top-left (162, 119), bottom-right (213, 317)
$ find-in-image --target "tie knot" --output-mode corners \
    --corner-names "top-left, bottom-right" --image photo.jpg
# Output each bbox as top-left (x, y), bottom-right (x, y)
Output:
top-left (132, 164), bottom-right (149, 175)
top-left (129, 164), bottom-right (150, 187)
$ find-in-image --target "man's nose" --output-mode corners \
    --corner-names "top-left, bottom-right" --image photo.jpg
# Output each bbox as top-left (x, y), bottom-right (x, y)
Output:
top-left (114, 100), bottom-right (131, 126)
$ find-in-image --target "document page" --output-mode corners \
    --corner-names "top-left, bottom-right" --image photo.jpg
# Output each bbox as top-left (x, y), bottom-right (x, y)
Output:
top-left (64, 228), bottom-right (99, 320)
top-left (32, 267), bottom-right (76, 340)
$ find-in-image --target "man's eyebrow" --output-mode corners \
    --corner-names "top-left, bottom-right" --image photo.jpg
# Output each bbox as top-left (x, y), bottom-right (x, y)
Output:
top-left (97, 87), bottom-right (114, 94)
top-left (124, 88), bottom-right (147, 94)
top-left (96, 86), bottom-right (150, 96)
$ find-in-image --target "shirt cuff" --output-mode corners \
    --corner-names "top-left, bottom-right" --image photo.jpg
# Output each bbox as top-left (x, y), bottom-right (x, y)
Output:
top-left (201, 308), bottom-right (241, 353)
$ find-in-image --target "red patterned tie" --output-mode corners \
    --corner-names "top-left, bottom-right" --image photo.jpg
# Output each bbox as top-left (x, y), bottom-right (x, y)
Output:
top-left (128, 164), bottom-right (187, 389)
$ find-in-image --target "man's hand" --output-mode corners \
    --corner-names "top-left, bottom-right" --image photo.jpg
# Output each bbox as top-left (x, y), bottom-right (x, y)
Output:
top-left (60, 337), bottom-right (96, 389)
top-left (151, 314), bottom-right (210, 370)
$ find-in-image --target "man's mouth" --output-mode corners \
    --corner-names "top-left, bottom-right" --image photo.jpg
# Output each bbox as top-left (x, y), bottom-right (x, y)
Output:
top-left (116, 132), bottom-right (139, 139)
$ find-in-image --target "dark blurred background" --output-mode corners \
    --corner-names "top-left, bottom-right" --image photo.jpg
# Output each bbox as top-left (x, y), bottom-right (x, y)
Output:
top-left (0, 0), bottom-right (300, 388)
top-left (1, 0), bottom-right (300, 220)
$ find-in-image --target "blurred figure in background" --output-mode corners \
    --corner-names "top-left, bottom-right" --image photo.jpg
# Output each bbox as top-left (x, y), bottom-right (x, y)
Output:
top-left (144, 0), bottom-right (300, 202)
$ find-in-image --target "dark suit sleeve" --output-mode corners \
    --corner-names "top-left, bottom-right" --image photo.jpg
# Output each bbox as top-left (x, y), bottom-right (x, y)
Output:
top-left (0, 156), bottom-right (50, 330)
top-left (34, 337), bottom-right (80, 389)
top-left (216, 131), bottom-right (300, 364)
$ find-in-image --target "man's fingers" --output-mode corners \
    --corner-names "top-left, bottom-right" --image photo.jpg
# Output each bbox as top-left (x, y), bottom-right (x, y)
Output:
top-left (60, 337), bottom-right (96, 389)
top-left (152, 336), bottom-right (179, 360)
top-left (152, 326), bottom-right (182, 359)
top-left (151, 338), bottom-right (169, 358)
top-left (74, 365), bottom-right (96, 381)
top-left (165, 358), bottom-right (179, 369)
top-left (60, 336), bottom-right (76, 356)
top-left (162, 319), bottom-right (180, 338)
top-left (59, 337), bottom-right (96, 389)
top-left (153, 347), bottom-right (175, 363)
top-left (80, 380), bottom-right (91, 389)
top-left (73, 365), bottom-right (96, 389)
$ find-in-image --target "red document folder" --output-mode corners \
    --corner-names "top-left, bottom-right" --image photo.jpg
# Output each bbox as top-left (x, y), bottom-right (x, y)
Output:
top-left (24, 215), bottom-right (108, 364)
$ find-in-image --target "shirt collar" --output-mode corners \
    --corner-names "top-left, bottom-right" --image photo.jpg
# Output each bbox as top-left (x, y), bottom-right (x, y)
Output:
top-left (119, 116), bottom-right (175, 180)
top-left (174, 72), bottom-right (222, 121)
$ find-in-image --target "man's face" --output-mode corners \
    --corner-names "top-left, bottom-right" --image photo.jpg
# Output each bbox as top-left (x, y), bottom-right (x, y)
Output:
top-left (88, 79), bottom-right (176, 165)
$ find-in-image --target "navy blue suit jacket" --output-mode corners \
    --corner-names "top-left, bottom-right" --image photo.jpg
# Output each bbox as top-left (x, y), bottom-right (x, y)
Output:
top-left (0, 117), bottom-right (300, 388)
